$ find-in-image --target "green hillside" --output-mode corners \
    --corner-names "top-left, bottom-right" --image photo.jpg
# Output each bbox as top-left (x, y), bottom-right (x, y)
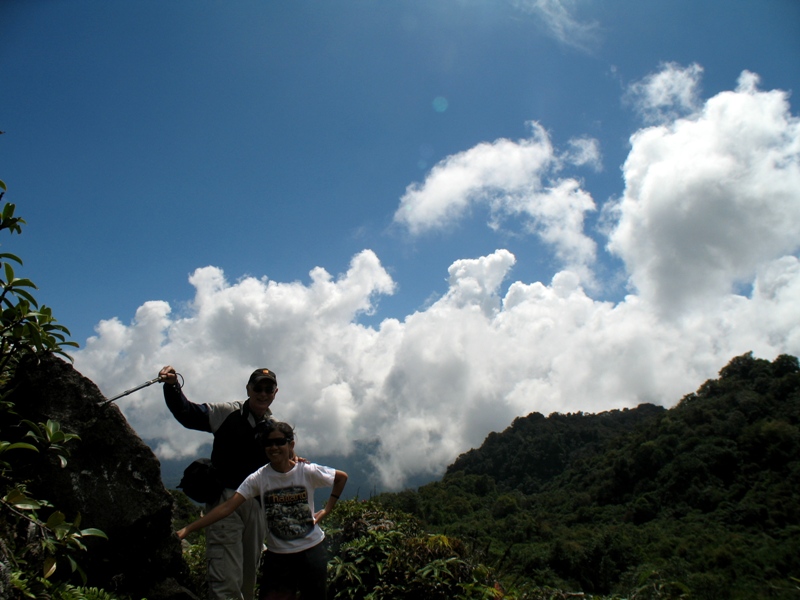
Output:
top-left (373, 353), bottom-right (800, 599)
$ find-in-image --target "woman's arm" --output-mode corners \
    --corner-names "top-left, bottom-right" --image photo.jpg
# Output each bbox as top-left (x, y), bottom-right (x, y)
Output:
top-left (313, 470), bottom-right (348, 525)
top-left (176, 492), bottom-right (247, 539)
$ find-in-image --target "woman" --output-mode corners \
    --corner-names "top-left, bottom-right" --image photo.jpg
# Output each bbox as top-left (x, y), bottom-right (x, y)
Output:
top-left (177, 421), bottom-right (348, 600)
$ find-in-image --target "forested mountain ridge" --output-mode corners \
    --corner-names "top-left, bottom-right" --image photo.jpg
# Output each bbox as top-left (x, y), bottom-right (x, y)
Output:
top-left (447, 401), bottom-right (665, 494)
top-left (374, 353), bottom-right (800, 598)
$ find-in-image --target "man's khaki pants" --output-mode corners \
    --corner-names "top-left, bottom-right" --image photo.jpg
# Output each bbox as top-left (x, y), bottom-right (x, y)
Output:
top-left (205, 489), bottom-right (266, 600)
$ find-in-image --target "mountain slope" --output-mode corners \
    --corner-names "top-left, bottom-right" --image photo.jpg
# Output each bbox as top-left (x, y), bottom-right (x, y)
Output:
top-left (374, 353), bottom-right (800, 598)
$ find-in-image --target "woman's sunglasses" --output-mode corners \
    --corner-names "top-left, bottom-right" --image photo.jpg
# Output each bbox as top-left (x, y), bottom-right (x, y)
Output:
top-left (263, 437), bottom-right (291, 447)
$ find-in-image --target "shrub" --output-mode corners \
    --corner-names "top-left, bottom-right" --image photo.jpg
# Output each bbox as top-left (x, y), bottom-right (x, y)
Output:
top-left (0, 182), bottom-right (110, 597)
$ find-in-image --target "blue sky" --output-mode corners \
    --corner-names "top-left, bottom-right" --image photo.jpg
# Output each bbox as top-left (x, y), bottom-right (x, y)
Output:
top-left (2, 1), bottom-right (799, 489)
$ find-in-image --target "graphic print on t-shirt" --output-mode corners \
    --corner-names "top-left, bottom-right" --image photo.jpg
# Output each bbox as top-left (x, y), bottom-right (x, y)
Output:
top-left (263, 485), bottom-right (314, 541)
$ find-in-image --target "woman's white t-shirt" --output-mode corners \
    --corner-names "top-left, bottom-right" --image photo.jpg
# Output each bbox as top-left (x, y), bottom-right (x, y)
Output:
top-left (236, 462), bottom-right (335, 554)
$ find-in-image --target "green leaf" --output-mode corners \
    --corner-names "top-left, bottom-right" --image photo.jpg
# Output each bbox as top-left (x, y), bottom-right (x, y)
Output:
top-left (5, 488), bottom-right (42, 510)
top-left (21, 419), bottom-right (44, 439)
top-left (0, 252), bottom-right (22, 265)
top-left (0, 180), bottom-right (7, 192)
top-left (68, 538), bottom-right (87, 551)
top-left (4, 488), bottom-right (26, 503)
top-left (45, 419), bottom-right (61, 438)
top-left (46, 510), bottom-right (66, 528)
top-left (0, 441), bottom-right (39, 453)
top-left (11, 277), bottom-right (37, 289)
top-left (15, 496), bottom-right (43, 510)
top-left (79, 527), bottom-right (108, 540)
top-left (13, 288), bottom-right (38, 305)
top-left (43, 555), bottom-right (57, 579)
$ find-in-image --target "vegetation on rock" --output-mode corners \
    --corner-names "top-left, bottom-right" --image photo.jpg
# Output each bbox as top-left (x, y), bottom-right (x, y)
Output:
top-left (0, 182), bottom-right (112, 599)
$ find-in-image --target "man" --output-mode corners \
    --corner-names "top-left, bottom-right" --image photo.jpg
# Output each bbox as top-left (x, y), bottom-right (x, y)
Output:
top-left (160, 365), bottom-right (278, 600)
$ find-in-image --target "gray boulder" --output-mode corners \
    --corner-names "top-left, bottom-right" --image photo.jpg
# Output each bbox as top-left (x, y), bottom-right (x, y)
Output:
top-left (7, 353), bottom-right (198, 600)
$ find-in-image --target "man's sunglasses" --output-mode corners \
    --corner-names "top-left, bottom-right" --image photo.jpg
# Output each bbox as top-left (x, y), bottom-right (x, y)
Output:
top-left (252, 385), bottom-right (276, 394)
top-left (263, 437), bottom-right (291, 447)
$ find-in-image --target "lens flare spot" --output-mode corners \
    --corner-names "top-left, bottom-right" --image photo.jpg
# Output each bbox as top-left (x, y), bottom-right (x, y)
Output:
top-left (432, 96), bottom-right (449, 112)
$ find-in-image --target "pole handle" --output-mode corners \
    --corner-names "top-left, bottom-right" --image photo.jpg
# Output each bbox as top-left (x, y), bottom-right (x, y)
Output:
top-left (101, 374), bottom-right (182, 406)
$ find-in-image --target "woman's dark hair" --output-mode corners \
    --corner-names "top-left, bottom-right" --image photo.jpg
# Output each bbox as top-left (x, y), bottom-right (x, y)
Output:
top-left (255, 420), bottom-right (295, 447)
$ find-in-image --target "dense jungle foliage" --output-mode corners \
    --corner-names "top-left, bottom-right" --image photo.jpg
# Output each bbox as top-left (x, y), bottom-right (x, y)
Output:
top-left (174, 495), bottom-right (653, 600)
top-left (373, 352), bottom-right (800, 599)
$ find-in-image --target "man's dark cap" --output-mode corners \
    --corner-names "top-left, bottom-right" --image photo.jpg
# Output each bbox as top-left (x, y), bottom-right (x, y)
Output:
top-left (248, 368), bottom-right (277, 386)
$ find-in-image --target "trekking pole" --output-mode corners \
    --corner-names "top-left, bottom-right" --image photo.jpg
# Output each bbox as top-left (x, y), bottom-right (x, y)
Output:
top-left (100, 373), bottom-right (183, 406)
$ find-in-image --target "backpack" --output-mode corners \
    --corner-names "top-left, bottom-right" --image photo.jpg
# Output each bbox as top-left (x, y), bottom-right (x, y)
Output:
top-left (178, 458), bottom-right (223, 504)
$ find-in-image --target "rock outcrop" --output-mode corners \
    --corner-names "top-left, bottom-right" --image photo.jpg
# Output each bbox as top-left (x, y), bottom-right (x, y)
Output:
top-left (7, 354), bottom-right (197, 600)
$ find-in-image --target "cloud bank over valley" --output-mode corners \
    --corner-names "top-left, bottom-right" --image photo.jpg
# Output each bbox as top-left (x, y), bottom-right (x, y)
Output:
top-left (74, 66), bottom-right (800, 490)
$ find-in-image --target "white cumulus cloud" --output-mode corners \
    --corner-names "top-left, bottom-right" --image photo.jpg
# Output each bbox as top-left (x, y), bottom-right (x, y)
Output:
top-left (608, 69), bottom-right (800, 313)
top-left (625, 62), bottom-right (704, 124)
top-left (394, 121), bottom-right (599, 278)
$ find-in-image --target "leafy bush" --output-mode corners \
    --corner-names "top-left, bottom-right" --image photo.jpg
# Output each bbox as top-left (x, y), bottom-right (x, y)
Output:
top-left (321, 500), bottom-right (668, 600)
top-left (324, 499), bottom-right (501, 600)
top-left (0, 181), bottom-right (114, 598)
top-left (169, 489), bottom-right (206, 598)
